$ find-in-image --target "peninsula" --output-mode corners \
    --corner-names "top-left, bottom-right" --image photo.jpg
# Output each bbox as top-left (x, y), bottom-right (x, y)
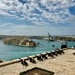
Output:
top-left (3, 37), bottom-right (37, 47)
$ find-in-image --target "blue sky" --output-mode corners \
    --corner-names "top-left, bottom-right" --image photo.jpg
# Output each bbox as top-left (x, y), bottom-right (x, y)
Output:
top-left (0, 0), bottom-right (75, 36)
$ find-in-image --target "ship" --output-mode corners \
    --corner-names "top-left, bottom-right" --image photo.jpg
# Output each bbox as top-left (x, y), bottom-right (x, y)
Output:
top-left (44, 33), bottom-right (55, 41)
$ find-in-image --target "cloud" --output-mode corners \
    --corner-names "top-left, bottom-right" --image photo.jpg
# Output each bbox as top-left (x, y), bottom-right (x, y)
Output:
top-left (0, 22), bottom-right (75, 35)
top-left (0, 23), bottom-right (60, 35)
top-left (0, 0), bottom-right (75, 35)
top-left (0, 0), bottom-right (75, 24)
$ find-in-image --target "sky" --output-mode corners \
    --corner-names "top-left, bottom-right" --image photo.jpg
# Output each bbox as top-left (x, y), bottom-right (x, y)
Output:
top-left (0, 0), bottom-right (75, 36)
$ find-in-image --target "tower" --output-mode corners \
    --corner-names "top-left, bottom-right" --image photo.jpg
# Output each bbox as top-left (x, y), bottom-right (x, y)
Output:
top-left (48, 32), bottom-right (51, 41)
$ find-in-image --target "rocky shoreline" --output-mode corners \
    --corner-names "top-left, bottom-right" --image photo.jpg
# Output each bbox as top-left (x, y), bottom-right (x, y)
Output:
top-left (3, 37), bottom-right (37, 47)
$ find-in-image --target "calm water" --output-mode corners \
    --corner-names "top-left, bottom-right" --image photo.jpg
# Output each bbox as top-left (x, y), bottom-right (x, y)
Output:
top-left (0, 40), bottom-right (75, 61)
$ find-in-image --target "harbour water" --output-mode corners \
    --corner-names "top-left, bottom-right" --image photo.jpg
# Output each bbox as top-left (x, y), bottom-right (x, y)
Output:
top-left (0, 39), bottom-right (75, 61)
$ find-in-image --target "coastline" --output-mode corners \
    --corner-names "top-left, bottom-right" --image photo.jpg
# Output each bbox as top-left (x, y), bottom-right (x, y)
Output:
top-left (0, 48), bottom-right (75, 75)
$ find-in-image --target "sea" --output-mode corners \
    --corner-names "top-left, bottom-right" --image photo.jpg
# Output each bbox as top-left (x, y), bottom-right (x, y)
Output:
top-left (0, 39), bottom-right (75, 61)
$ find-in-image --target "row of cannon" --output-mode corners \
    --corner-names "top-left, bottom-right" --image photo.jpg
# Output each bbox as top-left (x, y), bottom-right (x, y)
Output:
top-left (19, 49), bottom-right (65, 66)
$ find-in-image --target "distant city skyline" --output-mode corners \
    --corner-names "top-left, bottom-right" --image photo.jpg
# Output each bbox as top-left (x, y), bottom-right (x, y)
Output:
top-left (0, 0), bottom-right (75, 36)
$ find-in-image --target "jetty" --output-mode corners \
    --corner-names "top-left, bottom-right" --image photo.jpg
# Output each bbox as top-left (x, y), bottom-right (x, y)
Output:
top-left (0, 48), bottom-right (75, 75)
